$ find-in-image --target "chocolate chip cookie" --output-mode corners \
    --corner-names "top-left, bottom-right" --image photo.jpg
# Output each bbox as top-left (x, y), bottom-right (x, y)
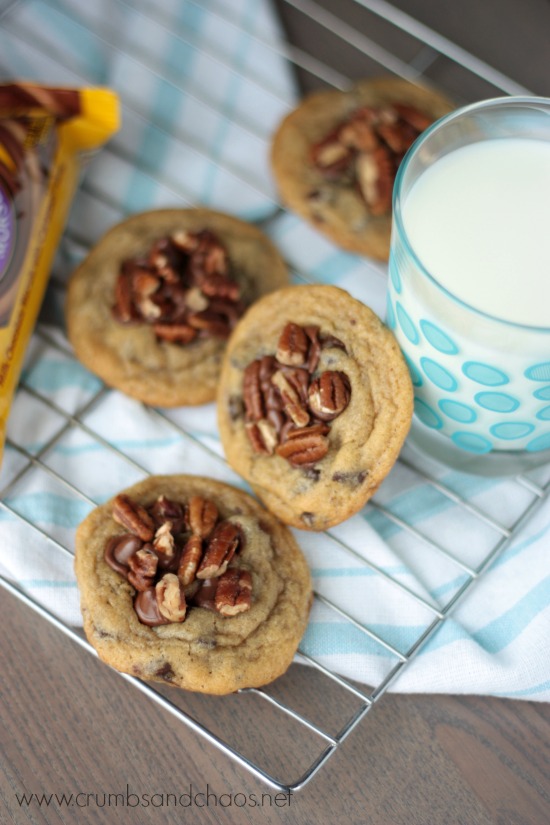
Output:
top-left (271, 77), bottom-right (454, 260)
top-left (217, 285), bottom-right (413, 530)
top-left (75, 475), bottom-right (312, 694)
top-left (66, 209), bottom-right (289, 406)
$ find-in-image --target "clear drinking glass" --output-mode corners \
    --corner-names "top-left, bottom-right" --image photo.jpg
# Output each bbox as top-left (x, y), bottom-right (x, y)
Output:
top-left (387, 97), bottom-right (550, 476)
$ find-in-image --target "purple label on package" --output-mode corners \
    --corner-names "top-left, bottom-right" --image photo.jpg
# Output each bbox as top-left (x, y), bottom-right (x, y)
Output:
top-left (0, 182), bottom-right (14, 278)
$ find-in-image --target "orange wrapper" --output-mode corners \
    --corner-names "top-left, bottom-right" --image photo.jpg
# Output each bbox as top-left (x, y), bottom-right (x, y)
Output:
top-left (0, 82), bottom-right (119, 465)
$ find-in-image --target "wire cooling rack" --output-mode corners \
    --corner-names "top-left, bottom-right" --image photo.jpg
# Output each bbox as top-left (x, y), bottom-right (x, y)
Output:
top-left (1, 0), bottom-right (549, 792)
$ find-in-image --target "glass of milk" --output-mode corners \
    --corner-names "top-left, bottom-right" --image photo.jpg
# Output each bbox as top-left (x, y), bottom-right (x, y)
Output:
top-left (387, 97), bottom-right (550, 475)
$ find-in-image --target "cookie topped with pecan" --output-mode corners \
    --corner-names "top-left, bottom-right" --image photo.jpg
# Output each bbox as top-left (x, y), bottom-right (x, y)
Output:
top-left (75, 476), bottom-right (312, 694)
top-left (66, 209), bottom-right (288, 406)
top-left (242, 323), bottom-right (351, 467)
top-left (218, 285), bottom-right (413, 530)
top-left (271, 77), bottom-right (454, 260)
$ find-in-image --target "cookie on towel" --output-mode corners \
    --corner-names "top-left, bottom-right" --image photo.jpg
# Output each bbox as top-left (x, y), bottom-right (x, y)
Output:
top-left (74, 475), bottom-right (312, 695)
top-left (66, 209), bottom-right (288, 406)
top-left (271, 77), bottom-right (454, 259)
top-left (217, 285), bottom-right (413, 530)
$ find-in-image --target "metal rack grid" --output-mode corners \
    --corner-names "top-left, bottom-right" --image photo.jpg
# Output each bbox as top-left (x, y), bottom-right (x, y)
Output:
top-left (1, 0), bottom-right (548, 792)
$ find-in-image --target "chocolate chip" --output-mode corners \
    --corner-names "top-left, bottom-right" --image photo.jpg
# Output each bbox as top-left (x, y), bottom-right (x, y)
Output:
top-left (104, 534), bottom-right (143, 577)
top-left (228, 395), bottom-right (244, 421)
top-left (134, 589), bottom-right (170, 627)
top-left (300, 512), bottom-right (315, 527)
top-left (332, 470), bottom-right (368, 486)
top-left (303, 467), bottom-right (321, 482)
top-left (196, 638), bottom-right (217, 649)
top-left (155, 662), bottom-right (175, 681)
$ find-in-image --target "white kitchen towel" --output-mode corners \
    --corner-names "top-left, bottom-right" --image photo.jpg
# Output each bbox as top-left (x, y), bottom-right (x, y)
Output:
top-left (0, 0), bottom-right (549, 702)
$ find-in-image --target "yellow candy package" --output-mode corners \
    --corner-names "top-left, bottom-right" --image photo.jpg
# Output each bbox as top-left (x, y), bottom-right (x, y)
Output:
top-left (0, 82), bottom-right (119, 465)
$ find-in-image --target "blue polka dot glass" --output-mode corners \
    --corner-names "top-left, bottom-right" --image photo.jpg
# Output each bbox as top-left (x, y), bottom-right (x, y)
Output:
top-left (387, 98), bottom-right (550, 475)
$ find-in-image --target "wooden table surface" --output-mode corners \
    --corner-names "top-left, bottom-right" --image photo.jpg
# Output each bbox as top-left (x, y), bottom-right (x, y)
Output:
top-left (1, 589), bottom-right (549, 825)
top-left (2, 1), bottom-right (550, 823)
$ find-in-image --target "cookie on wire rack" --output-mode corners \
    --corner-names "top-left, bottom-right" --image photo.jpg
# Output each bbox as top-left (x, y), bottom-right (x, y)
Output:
top-left (217, 284), bottom-right (414, 530)
top-left (66, 209), bottom-right (289, 406)
top-left (75, 475), bottom-right (312, 695)
top-left (271, 76), bottom-right (454, 260)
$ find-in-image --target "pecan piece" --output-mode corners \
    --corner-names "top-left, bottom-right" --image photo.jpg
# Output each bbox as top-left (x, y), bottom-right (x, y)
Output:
top-left (170, 229), bottom-right (198, 252)
top-left (339, 116), bottom-right (379, 152)
top-left (112, 494), bottom-right (155, 541)
top-left (245, 418), bottom-right (278, 455)
top-left (308, 371), bottom-right (351, 421)
top-left (154, 322), bottom-right (197, 344)
top-left (215, 569), bottom-right (252, 616)
top-left (150, 496), bottom-right (185, 533)
top-left (199, 272), bottom-right (240, 302)
top-left (185, 286), bottom-right (209, 312)
top-left (271, 370), bottom-right (310, 428)
top-left (304, 325), bottom-right (321, 373)
top-left (392, 103), bottom-right (432, 132)
top-left (178, 535), bottom-right (203, 586)
top-left (153, 521), bottom-right (175, 558)
top-left (156, 573), bottom-right (187, 622)
top-left (128, 547), bottom-right (158, 591)
top-left (276, 322), bottom-right (309, 367)
top-left (197, 522), bottom-right (240, 579)
top-left (243, 359), bottom-right (264, 421)
top-left (276, 424), bottom-right (330, 466)
top-left (187, 496), bottom-right (218, 539)
top-left (376, 119), bottom-right (418, 154)
top-left (356, 146), bottom-right (394, 216)
top-left (187, 309), bottom-right (231, 338)
top-left (113, 269), bottom-right (137, 323)
top-left (132, 269), bottom-right (160, 299)
top-left (311, 130), bottom-right (354, 177)
top-left (246, 421), bottom-right (272, 454)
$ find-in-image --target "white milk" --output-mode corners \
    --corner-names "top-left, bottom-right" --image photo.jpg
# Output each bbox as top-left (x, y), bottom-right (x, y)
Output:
top-left (401, 138), bottom-right (550, 328)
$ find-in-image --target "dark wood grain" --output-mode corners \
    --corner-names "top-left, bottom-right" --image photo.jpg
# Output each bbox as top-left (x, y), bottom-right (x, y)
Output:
top-left (1, 590), bottom-right (549, 825)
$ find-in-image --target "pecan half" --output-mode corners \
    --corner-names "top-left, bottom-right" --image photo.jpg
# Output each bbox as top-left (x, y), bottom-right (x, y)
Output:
top-left (276, 424), bottom-right (330, 466)
top-left (187, 496), bottom-right (218, 539)
top-left (178, 535), bottom-right (203, 586)
top-left (197, 521), bottom-right (240, 579)
top-left (308, 371), bottom-right (351, 421)
top-left (276, 322), bottom-right (309, 367)
top-left (112, 494), bottom-right (155, 541)
top-left (128, 547), bottom-right (158, 591)
top-left (156, 573), bottom-right (187, 622)
top-left (215, 569), bottom-right (252, 616)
